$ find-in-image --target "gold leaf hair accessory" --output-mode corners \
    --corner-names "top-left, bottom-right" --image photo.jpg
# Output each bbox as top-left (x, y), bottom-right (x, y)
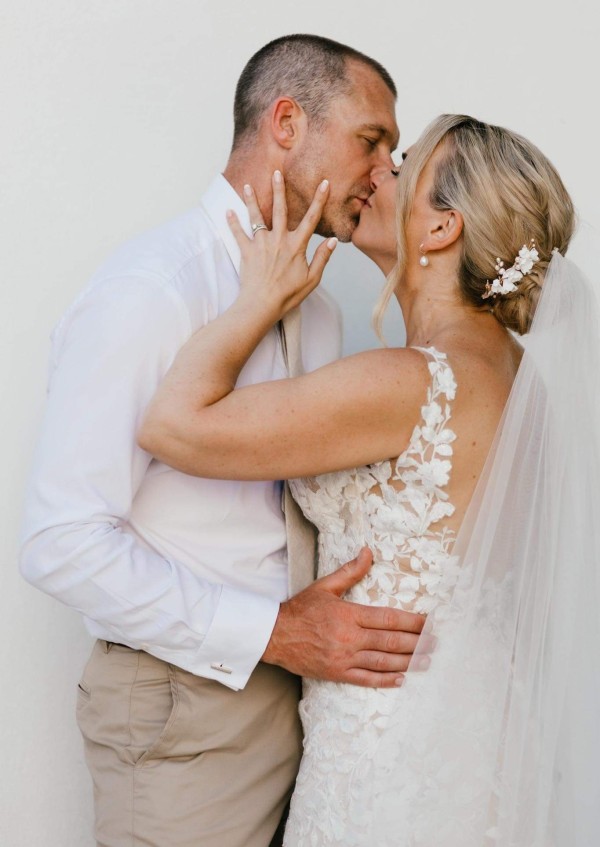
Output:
top-left (482, 240), bottom-right (540, 300)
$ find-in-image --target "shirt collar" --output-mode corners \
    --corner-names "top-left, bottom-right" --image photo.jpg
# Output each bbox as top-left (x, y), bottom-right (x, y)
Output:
top-left (200, 174), bottom-right (251, 274)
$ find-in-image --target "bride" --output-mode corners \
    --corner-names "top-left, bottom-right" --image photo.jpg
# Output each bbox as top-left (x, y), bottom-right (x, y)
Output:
top-left (138, 115), bottom-right (599, 845)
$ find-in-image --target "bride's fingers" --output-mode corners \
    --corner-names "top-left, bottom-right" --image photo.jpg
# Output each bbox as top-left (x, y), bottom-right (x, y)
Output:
top-left (284, 238), bottom-right (336, 309)
top-left (295, 179), bottom-right (330, 245)
top-left (242, 183), bottom-right (267, 232)
top-left (306, 237), bottom-right (337, 289)
top-left (271, 170), bottom-right (287, 235)
top-left (226, 209), bottom-right (252, 249)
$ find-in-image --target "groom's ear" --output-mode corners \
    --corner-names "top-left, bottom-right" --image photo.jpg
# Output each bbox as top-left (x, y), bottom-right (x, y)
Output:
top-left (269, 97), bottom-right (308, 150)
top-left (421, 209), bottom-right (464, 254)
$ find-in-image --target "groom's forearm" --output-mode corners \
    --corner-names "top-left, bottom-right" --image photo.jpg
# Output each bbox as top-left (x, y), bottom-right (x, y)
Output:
top-left (19, 276), bottom-right (278, 689)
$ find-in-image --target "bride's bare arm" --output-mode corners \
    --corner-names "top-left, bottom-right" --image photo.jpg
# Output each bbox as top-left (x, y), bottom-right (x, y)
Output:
top-left (139, 172), bottom-right (427, 478)
top-left (139, 172), bottom-right (431, 687)
top-left (140, 342), bottom-right (428, 480)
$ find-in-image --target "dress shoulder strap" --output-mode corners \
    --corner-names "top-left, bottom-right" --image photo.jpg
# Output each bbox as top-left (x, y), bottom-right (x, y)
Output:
top-left (410, 345), bottom-right (457, 406)
top-left (393, 346), bottom-right (458, 503)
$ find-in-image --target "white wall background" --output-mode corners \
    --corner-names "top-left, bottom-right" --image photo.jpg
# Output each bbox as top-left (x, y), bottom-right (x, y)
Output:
top-left (1, 1), bottom-right (598, 843)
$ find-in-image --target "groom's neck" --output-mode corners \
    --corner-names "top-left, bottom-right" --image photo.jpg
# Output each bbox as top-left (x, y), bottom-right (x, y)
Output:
top-left (223, 146), bottom-right (283, 230)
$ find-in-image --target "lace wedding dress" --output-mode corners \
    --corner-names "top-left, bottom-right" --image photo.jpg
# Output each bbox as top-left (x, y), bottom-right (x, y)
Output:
top-left (283, 254), bottom-right (600, 846)
top-left (284, 346), bottom-right (462, 846)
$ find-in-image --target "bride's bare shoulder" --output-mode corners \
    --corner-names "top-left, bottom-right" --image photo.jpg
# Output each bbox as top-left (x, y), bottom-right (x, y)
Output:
top-left (310, 347), bottom-right (435, 423)
top-left (327, 346), bottom-right (432, 390)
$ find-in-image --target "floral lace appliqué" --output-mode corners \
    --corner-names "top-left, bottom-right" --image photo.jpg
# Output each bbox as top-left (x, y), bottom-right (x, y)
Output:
top-left (285, 347), bottom-right (462, 846)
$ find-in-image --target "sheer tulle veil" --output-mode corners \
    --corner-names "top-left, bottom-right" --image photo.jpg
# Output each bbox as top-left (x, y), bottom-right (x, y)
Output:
top-left (370, 248), bottom-right (600, 844)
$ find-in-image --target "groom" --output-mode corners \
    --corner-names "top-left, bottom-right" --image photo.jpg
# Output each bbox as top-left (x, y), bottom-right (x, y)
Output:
top-left (20, 34), bottom-right (425, 847)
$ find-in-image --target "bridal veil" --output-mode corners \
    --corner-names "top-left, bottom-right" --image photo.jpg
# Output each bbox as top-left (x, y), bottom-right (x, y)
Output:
top-left (370, 250), bottom-right (600, 845)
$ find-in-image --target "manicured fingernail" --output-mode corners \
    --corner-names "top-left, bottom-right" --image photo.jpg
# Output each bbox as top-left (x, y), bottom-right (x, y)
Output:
top-left (243, 184), bottom-right (252, 197)
top-left (395, 676), bottom-right (404, 687)
top-left (273, 170), bottom-right (282, 183)
top-left (327, 237), bottom-right (338, 251)
top-left (226, 209), bottom-right (234, 219)
top-left (320, 179), bottom-right (329, 193)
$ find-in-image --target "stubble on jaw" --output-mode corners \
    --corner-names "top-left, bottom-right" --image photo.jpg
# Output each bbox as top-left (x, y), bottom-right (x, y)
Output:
top-left (284, 144), bottom-right (364, 243)
top-left (318, 198), bottom-right (362, 242)
top-left (285, 174), bottom-right (362, 242)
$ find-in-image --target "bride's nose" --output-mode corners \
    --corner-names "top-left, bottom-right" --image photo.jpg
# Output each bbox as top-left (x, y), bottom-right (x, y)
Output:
top-left (370, 164), bottom-right (397, 193)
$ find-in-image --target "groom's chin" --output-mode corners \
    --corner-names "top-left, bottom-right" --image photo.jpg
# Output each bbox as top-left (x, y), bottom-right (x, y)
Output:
top-left (316, 214), bottom-right (358, 244)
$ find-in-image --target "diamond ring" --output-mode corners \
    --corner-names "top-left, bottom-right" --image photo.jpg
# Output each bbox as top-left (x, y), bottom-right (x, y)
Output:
top-left (251, 223), bottom-right (268, 235)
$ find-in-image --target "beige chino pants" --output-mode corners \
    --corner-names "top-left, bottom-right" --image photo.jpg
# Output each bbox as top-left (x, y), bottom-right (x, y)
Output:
top-left (76, 641), bottom-right (302, 847)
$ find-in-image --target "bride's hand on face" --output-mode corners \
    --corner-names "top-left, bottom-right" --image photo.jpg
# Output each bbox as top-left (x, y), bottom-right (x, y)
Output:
top-left (226, 170), bottom-right (338, 319)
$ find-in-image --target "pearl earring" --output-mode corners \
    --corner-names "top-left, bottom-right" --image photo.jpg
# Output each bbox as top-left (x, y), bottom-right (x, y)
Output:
top-left (419, 244), bottom-right (429, 267)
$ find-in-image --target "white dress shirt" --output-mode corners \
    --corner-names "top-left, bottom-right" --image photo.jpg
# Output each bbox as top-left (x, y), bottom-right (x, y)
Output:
top-left (19, 175), bottom-right (342, 690)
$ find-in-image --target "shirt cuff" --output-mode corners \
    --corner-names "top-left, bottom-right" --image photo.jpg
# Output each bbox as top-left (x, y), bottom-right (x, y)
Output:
top-left (192, 585), bottom-right (281, 690)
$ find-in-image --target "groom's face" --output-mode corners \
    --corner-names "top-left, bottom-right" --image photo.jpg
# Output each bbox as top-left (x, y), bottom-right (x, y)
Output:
top-left (285, 61), bottom-right (399, 242)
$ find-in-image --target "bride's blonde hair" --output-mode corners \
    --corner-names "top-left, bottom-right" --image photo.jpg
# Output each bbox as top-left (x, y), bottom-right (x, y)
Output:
top-left (374, 115), bottom-right (576, 335)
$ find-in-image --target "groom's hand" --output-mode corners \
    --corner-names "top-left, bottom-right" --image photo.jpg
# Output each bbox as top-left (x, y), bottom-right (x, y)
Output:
top-left (262, 548), bottom-right (432, 687)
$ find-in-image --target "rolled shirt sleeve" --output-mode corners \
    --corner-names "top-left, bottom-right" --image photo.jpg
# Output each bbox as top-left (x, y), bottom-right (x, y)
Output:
top-left (19, 275), bottom-right (280, 690)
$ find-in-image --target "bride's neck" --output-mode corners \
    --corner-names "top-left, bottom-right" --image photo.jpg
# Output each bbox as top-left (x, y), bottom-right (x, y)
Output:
top-left (395, 270), bottom-right (490, 348)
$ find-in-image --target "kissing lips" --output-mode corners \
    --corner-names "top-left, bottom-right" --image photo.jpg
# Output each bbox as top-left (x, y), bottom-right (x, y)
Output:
top-left (357, 197), bottom-right (373, 216)
top-left (353, 196), bottom-right (370, 211)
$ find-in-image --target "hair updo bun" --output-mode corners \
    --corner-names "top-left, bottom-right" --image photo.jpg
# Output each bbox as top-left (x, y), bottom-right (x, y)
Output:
top-left (489, 264), bottom-right (545, 335)
top-left (375, 115), bottom-right (575, 336)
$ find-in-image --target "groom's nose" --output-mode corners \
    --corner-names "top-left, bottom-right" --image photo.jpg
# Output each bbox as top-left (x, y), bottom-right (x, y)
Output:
top-left (369, 145), bottom-right (395, 184)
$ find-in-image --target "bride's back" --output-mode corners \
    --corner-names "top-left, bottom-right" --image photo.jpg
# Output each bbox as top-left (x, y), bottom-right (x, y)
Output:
top-left (427, 333), bottom-right (522, 540)
top-left (290, 329), bottom-right (522, 615)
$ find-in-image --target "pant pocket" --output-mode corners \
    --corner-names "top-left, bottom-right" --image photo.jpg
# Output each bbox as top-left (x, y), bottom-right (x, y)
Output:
top-left (75, 645), bottom-right (95, 706)
top-left (76, 641), bottom-right (175, 768)
top-left (76, 679), bottom-right (91, 699)
top-left (128, 661), bottom-right (180, 767)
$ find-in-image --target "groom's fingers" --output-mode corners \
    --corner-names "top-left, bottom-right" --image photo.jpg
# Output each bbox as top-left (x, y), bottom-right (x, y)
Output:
top-left (353, 650), bottom-right (411, 673)
top-left (316, 547), bottom-right (373, 596)
top-left (361, 628), bottom-right (424, 656)
top-left (344, 669), bottom-right (405, 689)
top-left (357, 603), bottom-right (426, 635)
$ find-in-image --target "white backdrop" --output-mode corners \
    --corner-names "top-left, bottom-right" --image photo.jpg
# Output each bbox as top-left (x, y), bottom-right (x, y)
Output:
top-left (2, 1), bottom-right (598, 844)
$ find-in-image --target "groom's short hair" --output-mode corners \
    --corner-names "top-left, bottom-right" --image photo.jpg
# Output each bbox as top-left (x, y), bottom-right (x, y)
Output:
top-left (232, 34), bottom-right (396, 150)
